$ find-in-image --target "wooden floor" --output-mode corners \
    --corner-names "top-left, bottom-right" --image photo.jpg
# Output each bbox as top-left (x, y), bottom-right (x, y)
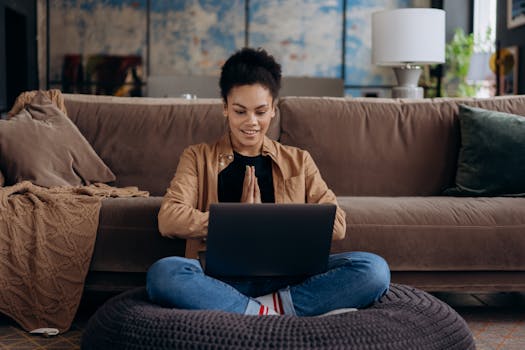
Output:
top-left (434, 291), bottom-right (525, 350)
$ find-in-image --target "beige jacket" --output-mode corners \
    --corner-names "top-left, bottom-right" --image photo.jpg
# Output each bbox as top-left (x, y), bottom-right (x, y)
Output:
top-left (158, 133), bottom-right (346, 258)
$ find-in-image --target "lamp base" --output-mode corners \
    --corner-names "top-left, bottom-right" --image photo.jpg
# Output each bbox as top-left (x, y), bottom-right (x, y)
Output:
top-left (391, 66), bottom-right (424, 99)
top-left (392, 86), bottom-right (423, 99)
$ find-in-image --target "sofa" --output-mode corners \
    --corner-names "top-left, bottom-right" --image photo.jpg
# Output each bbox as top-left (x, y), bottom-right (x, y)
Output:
top-left (60, 93), bottom-right (525, 293)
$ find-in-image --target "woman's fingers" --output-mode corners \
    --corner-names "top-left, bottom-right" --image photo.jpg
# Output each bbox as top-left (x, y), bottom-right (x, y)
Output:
top-left (254, 174), bottom-right (261, 203)
top-left (249, 166), bottom-right (255, 199)
top-left (240, 165), bottom-right (252, 203)
top-left (240, 166), bottom-right (259, 204)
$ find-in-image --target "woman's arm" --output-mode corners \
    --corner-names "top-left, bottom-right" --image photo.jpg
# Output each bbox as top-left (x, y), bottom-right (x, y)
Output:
top-left (158, 147), bottom-right (209, 239)
top-left (303, 151), bottom-right (347, 240)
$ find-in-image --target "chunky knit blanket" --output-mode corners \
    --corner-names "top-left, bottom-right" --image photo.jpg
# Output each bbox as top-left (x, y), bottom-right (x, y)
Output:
top-left (7, 89), bottom-right (67, 118)
top-left (0, 181), bottom-right (148, 333)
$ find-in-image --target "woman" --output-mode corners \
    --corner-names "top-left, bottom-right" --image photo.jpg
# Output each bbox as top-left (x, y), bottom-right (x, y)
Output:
top-left (147, 48), bottom-right (390, 316)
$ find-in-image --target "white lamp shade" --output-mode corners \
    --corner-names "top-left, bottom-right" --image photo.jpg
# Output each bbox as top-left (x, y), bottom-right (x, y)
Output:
top-left (372, 8), bottom-right (445, 66)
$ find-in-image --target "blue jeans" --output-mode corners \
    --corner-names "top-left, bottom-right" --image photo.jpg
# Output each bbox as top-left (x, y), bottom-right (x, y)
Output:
top-left (146, 251), bottom-right (390, 316)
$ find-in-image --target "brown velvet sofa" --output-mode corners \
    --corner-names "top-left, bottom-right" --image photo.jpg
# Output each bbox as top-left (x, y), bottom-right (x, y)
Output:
top-left (63, 93), bottom-right (525, 293)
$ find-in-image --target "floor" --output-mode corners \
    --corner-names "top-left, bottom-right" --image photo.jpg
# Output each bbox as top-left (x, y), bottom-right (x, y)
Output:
top-left (434, 291), bottom-right (525, 350)
top-left (0, 291), bottom-right (524, 349)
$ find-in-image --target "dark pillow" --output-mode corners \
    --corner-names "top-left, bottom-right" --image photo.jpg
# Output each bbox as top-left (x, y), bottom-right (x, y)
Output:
top-left (444, 104), bottom-right (525, 196)
top-left (0, 91), bottom-right (116, 187)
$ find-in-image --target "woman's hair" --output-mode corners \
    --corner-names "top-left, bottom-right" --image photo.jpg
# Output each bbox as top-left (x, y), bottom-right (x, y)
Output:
top-left (219, 47), bottom-right (282, 102)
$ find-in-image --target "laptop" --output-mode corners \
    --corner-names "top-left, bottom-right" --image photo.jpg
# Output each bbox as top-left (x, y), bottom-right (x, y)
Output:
top-left (203, 203), bottom-right (336, 278)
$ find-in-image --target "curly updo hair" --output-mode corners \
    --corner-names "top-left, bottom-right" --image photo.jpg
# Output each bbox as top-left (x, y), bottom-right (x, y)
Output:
top-left (219, 47), bottom-right (282, 103)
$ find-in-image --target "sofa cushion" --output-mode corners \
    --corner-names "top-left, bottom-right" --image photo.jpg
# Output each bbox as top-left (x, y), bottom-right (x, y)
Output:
top-left (64, 95), bottom-right (281, 196)
top-left (445, 104), bottom-right (525, 196)
top-left (0, 92), bottom-right (115, 187)
top-left (331, 196), bottom-right (525, 271)
top-left (90, 197), bottom-right (185, 273)
top-left (279, 95), bottom-right (525, 196)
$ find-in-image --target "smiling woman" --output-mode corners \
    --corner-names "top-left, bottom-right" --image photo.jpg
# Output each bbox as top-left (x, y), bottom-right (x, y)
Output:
top-left (146, 47), bottom-right (390, 318)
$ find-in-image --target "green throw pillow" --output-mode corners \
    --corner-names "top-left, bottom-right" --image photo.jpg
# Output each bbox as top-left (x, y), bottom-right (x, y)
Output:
top-left (445, 104), bottom-right (525, 196)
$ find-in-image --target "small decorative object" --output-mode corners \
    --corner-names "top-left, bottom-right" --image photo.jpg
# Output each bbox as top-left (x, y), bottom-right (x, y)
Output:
top-left (372, 8), bottom-right (445, 99)
top-left (507, 0), bottom-right (525, 29)
top-left (180, 94), bottom-right (197, 100)
top-left (490, 46), bottom-right (518, 95)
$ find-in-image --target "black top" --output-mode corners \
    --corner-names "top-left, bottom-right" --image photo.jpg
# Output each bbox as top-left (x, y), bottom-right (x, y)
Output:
top-left (218, 152), bottom-right (275, 203)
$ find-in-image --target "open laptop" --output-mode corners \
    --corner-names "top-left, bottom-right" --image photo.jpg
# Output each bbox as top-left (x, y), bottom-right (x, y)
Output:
top-left (202, 203), bottom-right (336, 278)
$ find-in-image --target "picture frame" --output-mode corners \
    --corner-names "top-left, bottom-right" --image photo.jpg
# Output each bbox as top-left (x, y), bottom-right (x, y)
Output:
top-left (497, 46), bottom-right (519, 95)
top-left (507, 0), bottom-right (525, 29)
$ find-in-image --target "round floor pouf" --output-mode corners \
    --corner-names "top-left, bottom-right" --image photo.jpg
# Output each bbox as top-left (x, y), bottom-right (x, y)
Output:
top-left (81, 283), bottom-right (475, 350)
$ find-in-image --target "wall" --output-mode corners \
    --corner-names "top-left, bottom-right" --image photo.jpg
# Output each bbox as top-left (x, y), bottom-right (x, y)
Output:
top-left (37, 0), bottom-right (46, 90)
top-left (0, 0), bottom-right (38, 112)
top-left (443, 0), bottom-right (473, 42)
top-left (0, 2), bottom-right (4, 112)
top-left (497, 0), bottom-right (525, 94)
top-left (45, 0), bottom-right (431, 98)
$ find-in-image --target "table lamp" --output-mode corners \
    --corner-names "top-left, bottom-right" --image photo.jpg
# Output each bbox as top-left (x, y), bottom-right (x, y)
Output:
top-left (372, 8), bottom-right (445, 99)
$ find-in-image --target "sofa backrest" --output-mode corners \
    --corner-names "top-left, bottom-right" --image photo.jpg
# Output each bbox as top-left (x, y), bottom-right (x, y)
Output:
top-left (65, 93), bottom-right (525, 197)
top-left (64, 94), bottom-right (281, 196)
top-left (279, 95), bottom-right (525, 196)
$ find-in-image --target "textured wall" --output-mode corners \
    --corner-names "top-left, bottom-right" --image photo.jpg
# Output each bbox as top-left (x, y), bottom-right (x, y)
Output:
top-left (48, 0), bottom-right (430, 95)
top-left (150, 0), bottom-right (245, 76)
top-left (49, 0), bottom-right (147, 83)
top-left (248, 0), bottom-right (343, 77)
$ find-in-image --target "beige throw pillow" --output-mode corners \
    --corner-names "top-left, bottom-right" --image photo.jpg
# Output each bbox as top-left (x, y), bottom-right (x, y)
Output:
top-left (0, 91), bottom-right (116, 187)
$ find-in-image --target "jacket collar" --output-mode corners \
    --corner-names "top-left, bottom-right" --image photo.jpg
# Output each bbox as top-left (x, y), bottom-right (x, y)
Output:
top-left (217, 133), bottom-right (277, 160)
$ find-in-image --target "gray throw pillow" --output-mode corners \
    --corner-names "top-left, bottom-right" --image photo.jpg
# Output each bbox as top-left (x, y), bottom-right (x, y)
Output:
top-left (444, 104), bottom-right (525, 196)
top-left (0, 91), bottom-right (116, 187)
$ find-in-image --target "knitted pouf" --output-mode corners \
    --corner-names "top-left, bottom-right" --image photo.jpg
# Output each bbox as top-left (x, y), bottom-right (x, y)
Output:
top-left (81, 284), bottom-right (475, 350)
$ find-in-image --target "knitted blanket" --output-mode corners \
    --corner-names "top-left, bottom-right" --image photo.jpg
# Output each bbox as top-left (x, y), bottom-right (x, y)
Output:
top-left (0, 181), bottom-right (148, 333)
top-left (7, 89), bottom-right (67, 118)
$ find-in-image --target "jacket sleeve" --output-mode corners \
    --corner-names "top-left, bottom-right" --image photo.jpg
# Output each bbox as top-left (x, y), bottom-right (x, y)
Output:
top-left (158, 147), bottom-right (209, 239)
top-left (303, 151), bottom-right (346, 240)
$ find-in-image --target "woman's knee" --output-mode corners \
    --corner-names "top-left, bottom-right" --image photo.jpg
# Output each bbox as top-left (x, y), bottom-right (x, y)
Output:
top-left (147, 256), bottom-right (195, 280)
top-left (146, 256), bottom-right (200, 303)
top-left (333, 251), bottom-right (391, 299)
top-left (360, 252), bottom-right (391, 299)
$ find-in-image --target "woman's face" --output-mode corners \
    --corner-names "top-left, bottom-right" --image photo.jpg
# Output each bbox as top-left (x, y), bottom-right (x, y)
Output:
top-left (224, 84), bottom-right (276, 156)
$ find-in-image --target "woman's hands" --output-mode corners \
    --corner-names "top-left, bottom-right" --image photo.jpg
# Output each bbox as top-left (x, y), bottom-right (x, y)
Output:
top-left (240, 165), bottom-right (261, 203)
